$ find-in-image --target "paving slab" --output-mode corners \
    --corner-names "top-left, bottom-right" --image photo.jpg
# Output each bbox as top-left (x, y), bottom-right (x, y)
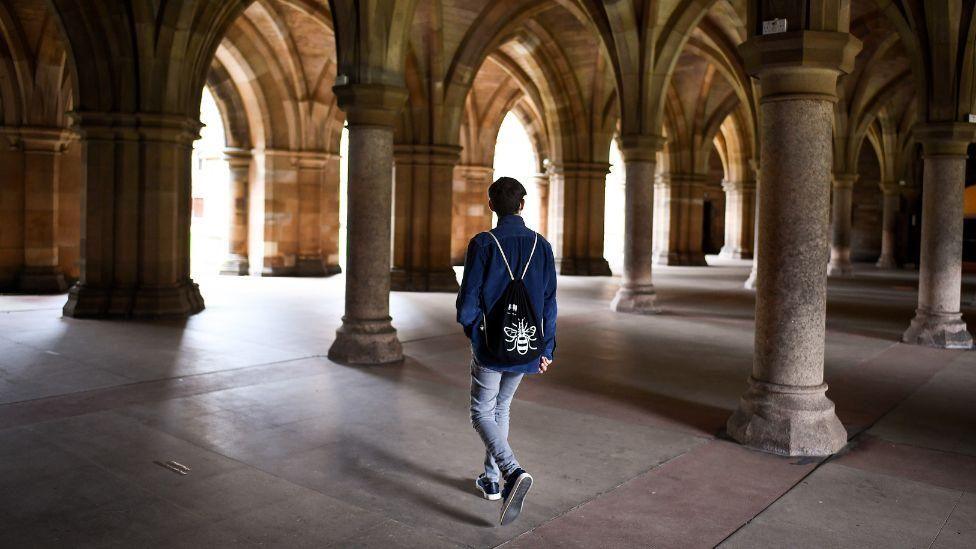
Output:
top-left (868, 352), bottom-right (976, 457)
top-left (933, 492), bottom-right (976, 549)
top-left (720, 463), bottom-right (962, 549)
top-left (505, 439), bottom-right (818, 549)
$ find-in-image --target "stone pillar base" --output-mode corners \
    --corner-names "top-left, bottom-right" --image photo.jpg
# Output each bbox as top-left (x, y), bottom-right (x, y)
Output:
top-left (727, 377), bottom-right (847, 457)
top-left (558, 257), bottom-right (612, 276)
top-left (902, 310), bottom-right (973, 349)
top-left (875, 255), bottom-right (897, 270)
top-left (744, 268), bottom-right (758, 290)
top-left (719, 247), bottom-right (753, 260)
top-left (18, 267), bottom-right (68, 293)
top-left (295, 257), bottom-right (341, 277)
top-left (63, 280), bottom-right (204, 318)
top-left (827, 260), bottom-right (853, 277)
top-left (652, 251), bottom-right (708, 267)
top-left (390, 268), bottom-right (459, 292)
top-left (610, 285), bottom-right (658, 314)
top-left (220, 255), bottom-right (250, 276)
top-left (328, 318), bottom-right (403, 365)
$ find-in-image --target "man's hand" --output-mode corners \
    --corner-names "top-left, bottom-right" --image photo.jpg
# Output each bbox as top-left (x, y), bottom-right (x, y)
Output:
top-left (539, 356), bottom-right (552, 374)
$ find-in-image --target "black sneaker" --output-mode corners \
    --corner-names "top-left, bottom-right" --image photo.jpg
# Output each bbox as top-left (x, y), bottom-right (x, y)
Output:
top-left (475, 474), bottom-right (501, 501)
top-left (499, 468), bottom-right (533, 525)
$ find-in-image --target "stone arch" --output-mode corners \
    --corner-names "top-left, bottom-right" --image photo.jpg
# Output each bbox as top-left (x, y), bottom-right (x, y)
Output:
top-left (0, 0), bottom-right (79, 291)
top-left (654, 2), bottom-right (755, 267)
top-left (329, 0), bottom-right (418, 88)
top-left (208, 0), bottom-right (345, 277)
top-left (851, 129), bottom-right (884, 261)
top-left (206, 58), bottom-right (252, 151)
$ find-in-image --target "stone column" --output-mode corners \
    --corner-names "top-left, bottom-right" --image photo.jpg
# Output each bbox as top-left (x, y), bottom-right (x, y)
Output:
top-left (611, 135), bottom-right (664, 313)
top-left (392, 144), bottom-right (461, 291)
top-left (220, 148), bottom-right (251, 276)
top-left (727, 30), bottom-right (860, 456)
top-left (652, 172), bottom-right (708, 266)
top-left (450, 164), bottom-right (493, 265)
top-left (827, 173), bottom-right (857, 276)
top-left (295, 151), bottom-right (338, 276)
top-left (0, 133), bottom-right (23, 288)
top-left (550, 162), bottom-right (612, 275)
top-left (64, 113), bottom-right (204, 317)
top-left (902, 123), bottom-right (975, 349)
top-left (719, 179), bottom-right (756, 260)
top-left (328, 84), bottom-right (407, 365)
top-left (16, 128), bottom-right (72, 292)
top-left (530, 172), bottom-right (550, 236)
top-left (875, 180), bottom-right (900, 269)
top-left (319, 152), bottom-right (343, 275)
top-left (257, 149), bottom-right (299, 276)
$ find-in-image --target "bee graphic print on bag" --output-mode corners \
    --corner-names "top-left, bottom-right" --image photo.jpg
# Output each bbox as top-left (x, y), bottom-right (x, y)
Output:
top-left (503, 317), bottom-right (537, 355)
top-left (481, 231), bottom-right (545, 365)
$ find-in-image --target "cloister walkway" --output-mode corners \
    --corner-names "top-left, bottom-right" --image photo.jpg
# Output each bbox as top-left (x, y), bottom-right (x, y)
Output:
top-left (1, 263), bottom-right (974, 547)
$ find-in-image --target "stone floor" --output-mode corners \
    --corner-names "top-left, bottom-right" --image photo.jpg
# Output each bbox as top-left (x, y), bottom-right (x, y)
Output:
top-left (1, 259), bottom-right (974, 548)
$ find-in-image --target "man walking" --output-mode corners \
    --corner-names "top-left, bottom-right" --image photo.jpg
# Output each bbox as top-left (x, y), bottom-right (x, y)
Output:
top-left (456, 177), bottom-right (557, 526)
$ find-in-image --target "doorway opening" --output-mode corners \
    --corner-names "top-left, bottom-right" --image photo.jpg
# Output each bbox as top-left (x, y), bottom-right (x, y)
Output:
top-left (190, 86), bottom-right (231, 277)
top-left (493, 112), bottom-right (539, 230)
top-left (604, 138), bottom-right (625, 273)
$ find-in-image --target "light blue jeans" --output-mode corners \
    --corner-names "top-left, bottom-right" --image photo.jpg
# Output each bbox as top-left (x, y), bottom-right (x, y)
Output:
top-left (469, 359), bottom-right (524, 482)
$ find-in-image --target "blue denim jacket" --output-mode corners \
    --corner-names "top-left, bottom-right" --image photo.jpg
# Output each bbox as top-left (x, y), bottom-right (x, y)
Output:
top-left (456, 214), bottom-right (557, 374)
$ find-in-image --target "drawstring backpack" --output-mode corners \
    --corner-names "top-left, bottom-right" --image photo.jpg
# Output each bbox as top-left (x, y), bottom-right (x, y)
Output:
top-left (480, 230), bottom-right (545, 364)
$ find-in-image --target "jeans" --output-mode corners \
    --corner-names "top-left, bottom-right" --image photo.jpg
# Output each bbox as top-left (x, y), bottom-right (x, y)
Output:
top-left (469, 359), bottom-right (524, 482)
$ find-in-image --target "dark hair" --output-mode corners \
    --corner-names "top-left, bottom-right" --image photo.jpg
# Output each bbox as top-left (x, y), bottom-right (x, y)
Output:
top-left (488, 177), bottom-right (527, 216)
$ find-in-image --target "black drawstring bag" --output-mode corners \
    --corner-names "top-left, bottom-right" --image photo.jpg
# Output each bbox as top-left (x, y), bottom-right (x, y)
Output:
top-left (480, 230), bottom-right (544, 365)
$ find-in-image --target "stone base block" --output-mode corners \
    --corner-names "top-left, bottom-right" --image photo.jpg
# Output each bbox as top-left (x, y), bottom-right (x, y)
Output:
top-left (727, 377), bottom-right (847, 457)
top-left (261, 264), bottom-right (295, 277)
top-left (719, 247), bottom-right (753, 260)
top-left (295, 257), bottom-right (342, 277)
top-left (610, 284), bottom-right (659, 314)
top-left (874, 255), bottom-right (897, 270)
top-left (18, 267), bottom-right (68, 293)
top-left (827, 260), bottom-right (853, 277)
top-left (220, 255), bottom-right (250, 276)
top-left (328, 317), bottom-right (403, 365)
top-left (132, 281), bottom-right (205, 317)
top-left (63, 280), bottom-right (205, 318)
top-left (558, 257), bottom-right (612, 276)
top-left (652, 251), bottom-right (708, 267)
top-left (743, 269), bottom-right (758, 290)
top-left (390, 268), bottom-right (459, 292)
top-left (902, 310), bottom-right (973, 349)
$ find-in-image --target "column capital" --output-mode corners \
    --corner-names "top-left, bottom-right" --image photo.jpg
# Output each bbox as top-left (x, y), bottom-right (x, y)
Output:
top-left (878, 180), bottom-right (901, 196)
top-left (913, 122), bottom-right (976, 157)
top-left (617, 134), bottom-right (666, 162)
top-left (721, 179), bottom-right (756, 193)
top-left (292, 150), bottom-right (337, 169)
top-left (223, 147), bottom-right (253, 167)
top-left (739, 31), bottom-right (861, 102)
top-left (334, 83), bottom-right (408, 127)
top-left (455, 164), bottom-right (494, 178)
top-left (832, 173), bottom-right (857, 190)
top-left (393, 143), bottom-right (462, 166)
top-left (2, 126), bottom-right (74, 153)
top-left (69, 111), bottom-right (202, 144)
top-left (552, 161), bottom-right (610, 177)
top-left (666, 172), bottom-right (709, 186)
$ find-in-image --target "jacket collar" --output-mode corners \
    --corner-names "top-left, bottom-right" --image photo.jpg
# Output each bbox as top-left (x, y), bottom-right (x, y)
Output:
top-left (496, 214), bottom-right (525, 228)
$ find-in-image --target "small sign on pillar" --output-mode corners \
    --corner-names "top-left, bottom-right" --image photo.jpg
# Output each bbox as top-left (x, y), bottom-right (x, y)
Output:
top-left (968, 114), bottom-right (976, 124)
top-left (762, 19), bottom-right (788, 35)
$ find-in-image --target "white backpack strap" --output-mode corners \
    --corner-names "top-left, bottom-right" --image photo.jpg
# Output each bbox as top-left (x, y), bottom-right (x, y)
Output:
top-left (486, 231), bottom-right (514, 280)
top-left (520, 232), bottom-right (539, 280)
